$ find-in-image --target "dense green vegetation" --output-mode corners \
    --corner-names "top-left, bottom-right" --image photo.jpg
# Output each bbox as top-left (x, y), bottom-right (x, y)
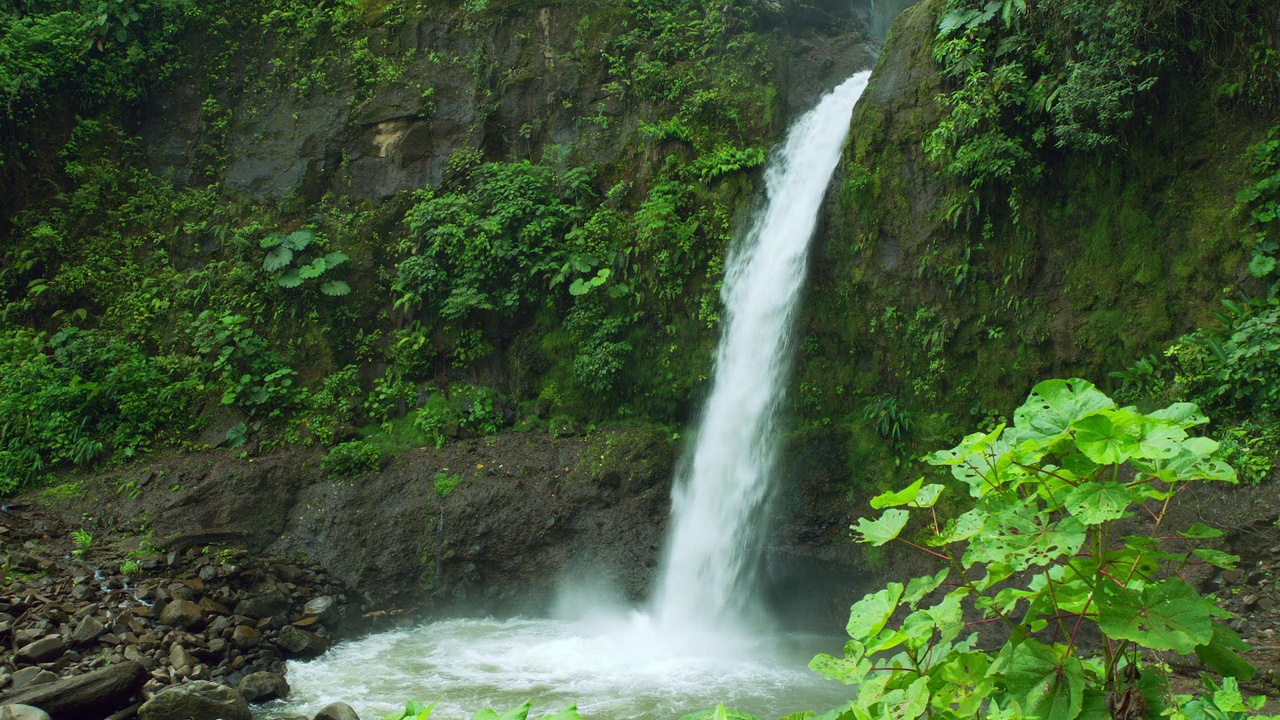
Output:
top-left (792, 0), bottom-right (1280, 498)
top-left (0, 0), bottom-right (799, 492)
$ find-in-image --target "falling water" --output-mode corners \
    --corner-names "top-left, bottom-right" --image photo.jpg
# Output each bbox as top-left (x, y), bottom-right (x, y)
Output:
top-left (271, 72), bottom-right (872, 720)
top-left (653, 71), bottom-right (871, 629)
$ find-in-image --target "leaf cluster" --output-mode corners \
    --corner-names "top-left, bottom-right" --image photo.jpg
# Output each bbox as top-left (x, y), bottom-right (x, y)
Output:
top-left (814, 379), bottom-right (1259, 720)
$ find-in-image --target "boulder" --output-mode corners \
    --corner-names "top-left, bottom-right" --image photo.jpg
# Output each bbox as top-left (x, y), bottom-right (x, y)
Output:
top-left (7, 669), bottom-right (56, 692)
top-left (231, 625), bottom-right (261, 649)
top-left (314, 702), bottom-right (361, 720)
top-left (137, 681), bottom-right (250, 720)
top-left (168, 644), bottom-right (197, 674)
top-left (0, 705), bottom-right (51, 720)
top-left (233, 588), bottom-right (290, 619)
top-left (0, 661), bottom-right (146, 720)
top-left (301, 596), bottom-right (336, 622)
top-left (276, 626), bottom-right (327, 657)
top-left (237, 671), bottom-right (289, 702)
top-left (159, 600), bottom-right (205, 631)
top-left (14, 637), bottom-right (65, 665)
top-left (70, 617), bottom-right (106, 645)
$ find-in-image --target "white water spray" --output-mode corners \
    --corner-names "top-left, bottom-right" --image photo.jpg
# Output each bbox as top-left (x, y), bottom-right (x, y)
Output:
top-left (653, 71), bottom-right (871, 629)
top-left (273, 73), bottom-right (872, 720)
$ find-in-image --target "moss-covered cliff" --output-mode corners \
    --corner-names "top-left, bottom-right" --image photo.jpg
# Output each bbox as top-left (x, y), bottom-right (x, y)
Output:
top-left (789, 0), bottom-right (1280, 497)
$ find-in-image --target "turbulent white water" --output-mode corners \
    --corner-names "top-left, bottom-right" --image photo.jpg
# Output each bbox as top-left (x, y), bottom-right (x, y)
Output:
top-left (271, 72), bottom-right (871, 720)
top-left (267, 614), bottom-right (851, 720)
top-left (653, 71), bottom-right (871, 629)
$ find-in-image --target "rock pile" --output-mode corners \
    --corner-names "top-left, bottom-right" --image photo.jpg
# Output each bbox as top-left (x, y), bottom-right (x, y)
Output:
top-left (0, 512), bottom-right (368, 720)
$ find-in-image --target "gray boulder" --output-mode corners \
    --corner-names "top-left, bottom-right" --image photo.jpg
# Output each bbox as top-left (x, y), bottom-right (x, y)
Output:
top-left (237, 671), bottom-right (289, 702)
top-left (0, 661), bottom-right (146, 720)
top-left (276, 626), bottom-right (327, 657)
top-left (314, 702), bottom-right (360, 720)
top-left (137, 681), bottom-right (250, 720)
top-left (158, 599), bottom-right (205, 630)
top-left (14, 637), bottom-right (65, 665)
top-left (0, 705), bottom-right (52, 720)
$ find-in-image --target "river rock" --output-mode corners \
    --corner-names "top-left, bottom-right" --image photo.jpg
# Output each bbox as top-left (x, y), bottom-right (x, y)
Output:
top-left (0, 661), bottom-right (146, 720)
top-left (0, 705), bottom-right (52, 720)
top-left (15, 636), bottom-right (65, 664)
top-left (159, 599), bottom-right (205, 630)
top-left (301, 596), bottom-right (336, 622)
top-left (71, 616), bottom-right (106, 645)
top-left (238, 671), bottom-right (290, 702)
top-left (169, 644), bottom-right (198, 674)
top-left (314, 702), bottom-right (361, 720)
top-left (137, 681), bottom-right (251, 720)
top-left (8, 668), bottom-right (56, 692)
top-left (231, 625), bottom-right (261, 649)
top-left (234, 589), bottom-right (290, 619)
top-left (276, 626), bottom-right (327, 657)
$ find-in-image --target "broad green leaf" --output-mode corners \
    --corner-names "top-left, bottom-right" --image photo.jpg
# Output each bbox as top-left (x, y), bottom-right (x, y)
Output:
top-left (933, 651), bottom-right (994, 717)
top-left (1180, 523), bottom-right (1224, 539)
top-left (1194, 622), bottom-right (1255, 681)
top-left (1062, 481), bottom-right (1138, 525)
top-left (930, 507), bottom-right (984, 545)
top-left (1097, 579), bottom-right (1226, 653)
top-left (1013, 378), bottom-right (1114, 442)
top-left (1193, 548), bottom-right (1239, 569)
top-left (263, 246), bottom-right (293, 271)
top-left (964, 504), bottom-right (1086, 571)
top-left (777, 714), bottom-right (815, 720)
top-left (845, 583), bottom-right (903, 641)
top-left (299, 259), bottom-right (327, 279)
top-left (1134, 418), bottom-right (1188, 460)
top-left (1001, 639), bottom-right (1084, 720)
top-left (1072, 411), bottom-right (1140, 464)
top-left (871, 478), bottom-right (945, 509)
top-left (926, 593), bottom-right (965, 643)
top-left (277, 269), bottom-right (303, 288)
top-left (284, 229), bottom-right (314, 251)
top-left (321, 280), bottom-right (352, 296)
top-left (809, 651), bottom-right (872, 686)
top-left (324, 251), bottom-right (349, 267)
top-left (496, 702), bottom-right (533, 720)
top-left (903, 568), bottom-right (950, 606)
top-left (1147, 402), bottom-right (1208, 429)
top-left (853, 509), bottom-right (909, 546)
top-left (260, 231), bottom-right (286, 248)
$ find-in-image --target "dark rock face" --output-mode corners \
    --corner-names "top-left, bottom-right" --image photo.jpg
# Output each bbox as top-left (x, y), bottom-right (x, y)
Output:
top-left (137, 681), bottom-right (251, 720)
top-left (138, 5), bottom-right (875, 205)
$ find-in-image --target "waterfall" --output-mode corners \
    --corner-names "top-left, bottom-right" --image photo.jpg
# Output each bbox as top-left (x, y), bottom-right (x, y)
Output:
top-left (653, 71), bottom-right (872, 629)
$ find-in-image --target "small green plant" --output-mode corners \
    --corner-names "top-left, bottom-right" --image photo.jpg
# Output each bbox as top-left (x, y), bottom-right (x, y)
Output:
top-left (119, 559), bottom-right (141, 577)
top-left (434, 472), bottom-right (462, 498)
top-left (322, 440), bottom-right (382, 478)
top-left (384, 701), bottom-right (434, 720)
top-left (261, 230), bottom-right (351, 296)
top-left (813, 379), bottom-right (1259, 720)
top-left (861, 394), bottom-right (914, 449)
top-left (71, 529), bottom-right (93, 559)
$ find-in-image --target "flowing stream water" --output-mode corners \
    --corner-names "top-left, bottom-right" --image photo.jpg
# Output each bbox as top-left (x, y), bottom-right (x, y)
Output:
top-left (270, 70), bottom-right (871, 720)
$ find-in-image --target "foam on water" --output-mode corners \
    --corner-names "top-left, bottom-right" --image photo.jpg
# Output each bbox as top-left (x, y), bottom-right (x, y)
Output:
top-left (269, 614), bottom-right (850, 720)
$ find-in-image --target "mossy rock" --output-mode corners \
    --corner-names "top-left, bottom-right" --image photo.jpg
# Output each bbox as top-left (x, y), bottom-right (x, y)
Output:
top-left (569, 425), bottom-right (674, 494)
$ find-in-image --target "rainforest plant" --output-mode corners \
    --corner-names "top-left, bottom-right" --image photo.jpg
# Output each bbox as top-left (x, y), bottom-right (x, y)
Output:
top-left (261, 230), bottom-right (351, 296)
top-left (811, 378), bottom-right (1261, 719)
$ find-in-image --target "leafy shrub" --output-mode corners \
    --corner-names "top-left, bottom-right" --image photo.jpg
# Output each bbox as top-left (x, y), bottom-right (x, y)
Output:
top-left (413, 384), bottom-right (509, 448)
top-left (814, 379), bottom-right (1258, 718)
top-left (322, 440), bottom-right (381, 478)
top-left (0, 327), bottom-right (198, 493)
top-left (433, 472), bottom-right (461, 498)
